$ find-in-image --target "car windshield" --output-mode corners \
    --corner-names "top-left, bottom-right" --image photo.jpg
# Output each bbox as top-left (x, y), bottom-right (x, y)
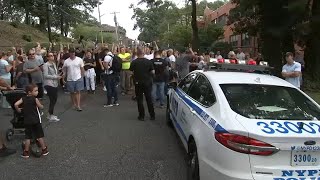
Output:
top-left (220, 84), bottom-right (320, 120)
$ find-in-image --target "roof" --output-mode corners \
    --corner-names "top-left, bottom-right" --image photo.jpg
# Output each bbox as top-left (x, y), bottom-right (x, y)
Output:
top-left (200, 71), bottom-right (296, 88)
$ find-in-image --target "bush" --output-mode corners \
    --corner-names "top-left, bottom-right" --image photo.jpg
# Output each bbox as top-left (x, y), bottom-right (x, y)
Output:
top-left (22, 34), bottom-right (32, 42)
top-left (10, 21), bottom-right (19, 28)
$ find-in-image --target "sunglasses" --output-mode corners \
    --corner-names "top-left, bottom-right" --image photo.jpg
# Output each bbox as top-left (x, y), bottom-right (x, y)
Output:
top-left (29, 53), bottom-right (35, 55)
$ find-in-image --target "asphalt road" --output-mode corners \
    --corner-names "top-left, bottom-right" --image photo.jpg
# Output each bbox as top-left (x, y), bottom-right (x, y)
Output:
top-left (0, 88), bottom-right (188, 180)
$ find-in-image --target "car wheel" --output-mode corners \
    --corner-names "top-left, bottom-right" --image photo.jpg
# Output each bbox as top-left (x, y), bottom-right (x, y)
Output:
top-left (188, 140), bottom-right (200, 180)
top-left (166, 95), bottom-right (173, 127)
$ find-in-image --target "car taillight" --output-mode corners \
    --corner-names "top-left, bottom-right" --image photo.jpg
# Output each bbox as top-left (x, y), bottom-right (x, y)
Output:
top-left (214, 133), bottom-right (279, 156)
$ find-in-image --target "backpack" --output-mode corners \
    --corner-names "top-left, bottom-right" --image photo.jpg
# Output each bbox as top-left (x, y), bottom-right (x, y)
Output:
top-left (108, 54), bottom-right (122, 73)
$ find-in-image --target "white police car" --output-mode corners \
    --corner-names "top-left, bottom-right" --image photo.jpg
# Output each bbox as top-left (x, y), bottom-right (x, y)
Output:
top-left (166, 63), bottom-right (320, 180)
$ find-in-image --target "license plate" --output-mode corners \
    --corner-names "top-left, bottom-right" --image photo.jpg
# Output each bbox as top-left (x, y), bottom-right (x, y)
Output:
top-left (291, 151), bottom-right (320, 166)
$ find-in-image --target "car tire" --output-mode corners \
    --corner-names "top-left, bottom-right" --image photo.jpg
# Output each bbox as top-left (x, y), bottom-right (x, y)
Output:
top-left (188, 140), bottom-right (200, 180)
top-left (166, 95), bottom-right (173, 127)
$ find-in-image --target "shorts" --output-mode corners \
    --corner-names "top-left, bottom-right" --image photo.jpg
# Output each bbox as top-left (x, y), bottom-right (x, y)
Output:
top-left (25, 123), bottom-right (44, 139)
top-left (66, 78), bottom-right (84, 93)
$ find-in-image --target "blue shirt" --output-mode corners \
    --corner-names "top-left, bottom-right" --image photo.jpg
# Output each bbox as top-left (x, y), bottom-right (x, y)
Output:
top-left (0, 59), bottom-right (11, 79)
top-left (282, 61), bottom-right (301, 88)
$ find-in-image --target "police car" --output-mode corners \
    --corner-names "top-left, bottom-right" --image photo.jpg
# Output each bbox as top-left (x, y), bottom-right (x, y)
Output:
top-left (166, 63), bottom-right (320, 180)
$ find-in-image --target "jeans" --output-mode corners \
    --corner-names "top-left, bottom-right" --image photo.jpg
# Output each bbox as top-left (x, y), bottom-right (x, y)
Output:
top-left (104, 74), bottom-right (118, 105)
top-left (135, 82), bottom-right (155, 118)
top-left (44, 86), bottom-right (58, 115)
top-left (85, 75), bottom-right (96, 91)
top-left (152, 82), bottom-right (165, 106)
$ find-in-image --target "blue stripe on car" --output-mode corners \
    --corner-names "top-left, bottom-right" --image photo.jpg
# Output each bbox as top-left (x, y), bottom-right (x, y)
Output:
top-left (170, 112), bottom-right (188, 142)
top-left (175, 88), bottom-right (228, 133)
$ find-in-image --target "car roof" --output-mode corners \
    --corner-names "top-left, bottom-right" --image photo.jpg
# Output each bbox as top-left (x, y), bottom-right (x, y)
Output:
top-left (199, 70), bottom-right (296, 88)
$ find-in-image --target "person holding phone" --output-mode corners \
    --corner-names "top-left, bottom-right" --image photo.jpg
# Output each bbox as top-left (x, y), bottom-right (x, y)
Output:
top-left (43, 52), bottom-right (62, 122)
top-left (23, 49), bottom-right (44, 98)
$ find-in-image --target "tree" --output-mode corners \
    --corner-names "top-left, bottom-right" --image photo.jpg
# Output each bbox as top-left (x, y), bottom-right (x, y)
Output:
top-left (130, 0), bottom-right (179, 42)
top-left (72, 24), bottom-right (115, 44)
top-left (199, 23), bottom-right (224, 52)
top-left (304, 0), bottom-right (320, 89)
top-left (190, 0), bottom-right (199, 51)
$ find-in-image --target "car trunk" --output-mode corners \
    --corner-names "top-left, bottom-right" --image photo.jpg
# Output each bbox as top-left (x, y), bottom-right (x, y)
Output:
top-left (236, 116), bottom-right (320, 180)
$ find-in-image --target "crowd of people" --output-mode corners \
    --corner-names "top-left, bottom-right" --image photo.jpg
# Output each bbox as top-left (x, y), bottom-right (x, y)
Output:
top-left (0, 41), bottom-right (303, 158)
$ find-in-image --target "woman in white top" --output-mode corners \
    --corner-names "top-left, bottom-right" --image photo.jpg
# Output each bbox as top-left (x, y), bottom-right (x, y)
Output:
top-left (43, 52), bottom-right (62, 122)
top-left (0, 52), bottom-right (12, 108)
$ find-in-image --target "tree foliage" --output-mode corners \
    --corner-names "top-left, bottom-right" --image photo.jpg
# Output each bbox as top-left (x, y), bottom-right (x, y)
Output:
top-left (72, 24), bottom-right (115, 44)
top-left (131, 0), bottom-right (224, 52)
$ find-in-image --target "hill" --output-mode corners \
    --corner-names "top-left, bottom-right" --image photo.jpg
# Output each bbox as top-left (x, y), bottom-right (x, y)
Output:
top-left (0, 21), bottom-right (71, 51)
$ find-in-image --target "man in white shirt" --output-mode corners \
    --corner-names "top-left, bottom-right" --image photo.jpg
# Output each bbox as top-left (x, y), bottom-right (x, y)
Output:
top-left (62, 48), bottom-right (85, 111)
top-left (282, 52), bottom-right (302, 88)
top-left (236, 48), bottom-right (245, 60)
top-left (144, 46), bottom-right (154, 60)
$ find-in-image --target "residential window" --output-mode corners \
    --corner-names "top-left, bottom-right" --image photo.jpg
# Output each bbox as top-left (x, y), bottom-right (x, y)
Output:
top-left (241, 33), bottom-right (251, 47)
top-left (230, 35), bottom-right (238, 47)
top-left (217, 14), bottom-right (227, 25)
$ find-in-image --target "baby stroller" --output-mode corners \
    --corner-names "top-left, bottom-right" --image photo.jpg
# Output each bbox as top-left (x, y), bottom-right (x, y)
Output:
top-left (2, 89), bottom-right (41, 157)
top-left (2, 89), bottom-right (26, 141)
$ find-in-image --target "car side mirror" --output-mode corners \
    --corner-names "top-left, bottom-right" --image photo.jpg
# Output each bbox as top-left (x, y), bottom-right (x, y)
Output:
top-left (168, 82), bottom-right (177, 90)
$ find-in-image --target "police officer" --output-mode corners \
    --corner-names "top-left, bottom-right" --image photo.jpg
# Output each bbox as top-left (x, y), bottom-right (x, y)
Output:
top-left (130, 47), bottom-right (155, 121)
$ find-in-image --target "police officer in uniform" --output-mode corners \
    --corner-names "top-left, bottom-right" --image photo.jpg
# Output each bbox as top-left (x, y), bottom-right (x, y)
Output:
top-left (130, 47), bottom-right (155, 121)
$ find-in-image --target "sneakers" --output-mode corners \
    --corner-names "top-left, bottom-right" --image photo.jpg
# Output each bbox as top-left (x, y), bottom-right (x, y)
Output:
top-left (21, 150), bottom-right (30, 158)
top-left (103, 104), bottom-right (113, 108)
top-left (76, 107), bottom-right (83, 112)
top-left (138, 116), bottom-right (145, 121)
top-left (113, 102), bottom-right (120, 106)
top-left (48, 115), bottom-right (60, 122)
top-left (0, 145), bottom-right (16, 157)
top-left (42, 147), bottom-right (49, 156)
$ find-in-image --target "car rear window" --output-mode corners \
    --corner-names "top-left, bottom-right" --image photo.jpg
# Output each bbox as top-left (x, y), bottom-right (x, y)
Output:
top-left (220, 84), bottom-right (320, 120)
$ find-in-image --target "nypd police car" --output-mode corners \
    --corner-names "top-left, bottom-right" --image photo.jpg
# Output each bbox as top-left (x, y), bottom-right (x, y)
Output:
top-left (166, 63), bottom-right (320, 180)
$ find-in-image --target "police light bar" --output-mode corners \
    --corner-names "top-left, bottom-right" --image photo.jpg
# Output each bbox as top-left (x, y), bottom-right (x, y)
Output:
top-left (207, 62), bottom-right (273, 74)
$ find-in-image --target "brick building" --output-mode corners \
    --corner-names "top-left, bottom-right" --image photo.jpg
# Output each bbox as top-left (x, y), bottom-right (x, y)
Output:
top-left (203, 2), bottom-right (258, 55)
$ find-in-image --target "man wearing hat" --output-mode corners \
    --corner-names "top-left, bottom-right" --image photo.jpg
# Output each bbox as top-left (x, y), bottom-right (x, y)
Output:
top-left (62, 48), bottom-right (85, 111)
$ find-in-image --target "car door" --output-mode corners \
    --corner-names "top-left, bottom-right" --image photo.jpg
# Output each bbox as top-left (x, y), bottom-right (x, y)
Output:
top-left (181, 74), bottom-right (217, 138)
top-left (171, 72), bottom-right (198, 144)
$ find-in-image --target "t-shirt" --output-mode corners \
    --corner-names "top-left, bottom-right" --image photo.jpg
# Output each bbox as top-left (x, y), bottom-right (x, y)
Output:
top-left (22, 96), bottom-right (41, 125)
top-left (23, 59), bottom-right (43, 83)
top-left (63, 57), bottom-right (84, 81)
top-left (0, 59), bottom-right (11, 79)
top-left (130, 58), bottom-right (154, 84)
top-left (83, 58), bottom-right (95, 71)
top-left (282, 61), bottom-right (302, 88)
top-left (151, 58), bottom-right (168, 82)
top-left (169, 55), bottom-right (176, 62)
top-left (118, 53), bottom-right (131, 70)
top-left (144, 53), bottom-right (154, 60)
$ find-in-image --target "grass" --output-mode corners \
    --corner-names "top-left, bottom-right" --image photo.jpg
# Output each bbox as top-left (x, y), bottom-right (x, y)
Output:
top-left (0, 20), bottom-right (72, 51)
top-left (306, 92), bottom-right (320, 104)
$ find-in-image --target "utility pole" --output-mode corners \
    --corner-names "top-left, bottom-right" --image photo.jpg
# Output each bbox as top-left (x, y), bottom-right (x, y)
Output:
top-left (46, 1), bottom-right (52, 43)
top-left (97, 2), bottom-right (104, 44)
top-left (110, 11), bottom-right (120, 44)
top-left (167, 23), bottom-right (170, 48)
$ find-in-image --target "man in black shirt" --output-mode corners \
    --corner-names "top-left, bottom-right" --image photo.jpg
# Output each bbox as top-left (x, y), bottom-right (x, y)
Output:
top-left (130, 47), bottom-right (155, 121)
top-left (151, 50), bottom-right (168, 108)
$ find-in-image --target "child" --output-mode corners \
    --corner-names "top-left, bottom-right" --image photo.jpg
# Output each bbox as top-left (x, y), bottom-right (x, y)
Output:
top-left (14, 84), bottom-right (49, 158)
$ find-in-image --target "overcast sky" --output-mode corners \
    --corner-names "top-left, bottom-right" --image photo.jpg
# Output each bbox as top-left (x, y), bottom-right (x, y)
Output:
top-left (92, 0), bottom-right (218, 39)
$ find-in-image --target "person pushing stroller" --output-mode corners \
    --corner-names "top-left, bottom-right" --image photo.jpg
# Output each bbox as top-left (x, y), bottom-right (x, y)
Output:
top-left (14, 84), bottom-right (49, 158)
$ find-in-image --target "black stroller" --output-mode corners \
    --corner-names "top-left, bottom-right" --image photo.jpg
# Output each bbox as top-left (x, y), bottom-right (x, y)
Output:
top-left (2, 89), bottom-right (26, 141)
top-left (2, 89), bottom-right (41, 157)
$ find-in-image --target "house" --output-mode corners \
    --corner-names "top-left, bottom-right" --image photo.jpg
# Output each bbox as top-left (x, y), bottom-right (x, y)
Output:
top-left (203, 2), bottom-right (258, 55)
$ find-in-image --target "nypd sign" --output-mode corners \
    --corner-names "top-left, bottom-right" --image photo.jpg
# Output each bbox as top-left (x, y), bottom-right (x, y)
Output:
top-left (273, 170), bottom-right (320, 180)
